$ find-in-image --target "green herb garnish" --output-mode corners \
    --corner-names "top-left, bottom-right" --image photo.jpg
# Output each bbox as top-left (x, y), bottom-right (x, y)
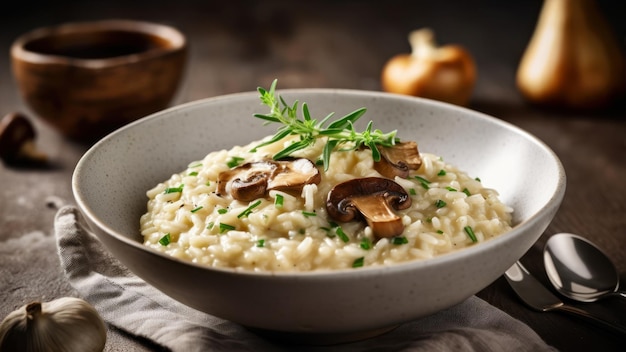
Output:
top-left (217, 208), bottom-right (228, 214)
top-left (251, 79), bottom-right (398, 171)
top-left (352, 257), bottom-right (365, 268)
top-left (227, 157), bottom-right (245, 168)
top-left (158, 233), bottom-right (171, 246)
top-left (302, 211), bottom-right (317, 217)
top-left (409, 188), bottom-right (417, 195)
top-left (392, 236), bottom-right (408, 245)
top-left (360, 237), bottom-right (372, 250)
top-left (414, 176), bottom-right (431, 189)
top-left (191, 206), bottom-right (203, 213)
top-left (436, 230), bottom-right (444, 234)
top-left (257, 239), bottom-right (265, 247)
top-left (435, 199), bottom-right (447, 208)
top-left (274, 194), bottom-right (284, 208)
top-left (336, 227), bottom-right (350, 243)
top-left (462, 188), bottom-right (471, 196)
top-left (438, 169), bottom-right (447, 176)
top-left (464, 226), bottom-right (478, 242)
top-left (219, 223), bottom-right (236, 233)
top-left (188, 171), bottom-right (199, 176)
top-left (164, 184), bottom-right (184, 194)
top-left (445, 186), bottom-right (457, 192)
top-left (238, 200), bottom-right (262, 218)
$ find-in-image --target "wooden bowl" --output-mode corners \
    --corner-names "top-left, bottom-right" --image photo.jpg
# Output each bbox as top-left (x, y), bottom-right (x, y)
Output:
top-left (11, 19), bottom-right (187, 142)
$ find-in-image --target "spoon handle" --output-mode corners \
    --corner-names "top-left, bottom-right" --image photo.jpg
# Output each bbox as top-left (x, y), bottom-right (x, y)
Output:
top-left (555, 304), bottom-right (626, 337)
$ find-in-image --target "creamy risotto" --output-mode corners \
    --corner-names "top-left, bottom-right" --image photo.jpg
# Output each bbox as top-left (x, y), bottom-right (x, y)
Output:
top-left (140, 134), bottom-right (513, 272)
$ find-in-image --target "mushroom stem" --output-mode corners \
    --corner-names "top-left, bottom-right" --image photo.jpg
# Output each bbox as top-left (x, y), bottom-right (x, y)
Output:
top-left (349, 195), bottom-right (405, 238)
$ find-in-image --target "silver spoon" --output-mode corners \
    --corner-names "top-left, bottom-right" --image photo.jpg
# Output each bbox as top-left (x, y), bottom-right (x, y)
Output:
top-left (544, 232), bottom-right (626, 302)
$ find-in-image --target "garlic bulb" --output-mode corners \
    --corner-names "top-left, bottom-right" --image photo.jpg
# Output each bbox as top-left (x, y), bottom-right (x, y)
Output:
top-left (381, 28), bottom-right (476, 106)
top-left (0, 297), bottom-right (107, 352)
top-left (516, 0), bottom-right (626, 110)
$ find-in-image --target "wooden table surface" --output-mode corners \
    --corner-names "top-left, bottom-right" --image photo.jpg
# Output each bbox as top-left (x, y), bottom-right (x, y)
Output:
top-left (1, 1), bottom-right (625, 351)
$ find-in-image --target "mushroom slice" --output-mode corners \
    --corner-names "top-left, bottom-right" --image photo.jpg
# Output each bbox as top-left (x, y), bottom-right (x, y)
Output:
top-left (326, 177), bottom-right (412, 238)
top-left (218, 158), bottom-right (321, 201)
top-left (374, 141), bottom-right (422, 179)
top-left (0, 112), bottom-right (47, 166)
top-left (268, 158), bottom-right (321, 193)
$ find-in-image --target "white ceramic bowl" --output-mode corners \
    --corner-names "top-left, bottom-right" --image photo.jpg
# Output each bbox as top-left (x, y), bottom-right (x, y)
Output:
top-left (73, 89), bottom-right (565, 342)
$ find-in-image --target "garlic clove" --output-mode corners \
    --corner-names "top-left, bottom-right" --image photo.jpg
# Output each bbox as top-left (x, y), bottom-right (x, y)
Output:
top-left (381, 28), bottom-right (476, 106)
top-left (0, 297), bottom-right (107, 352)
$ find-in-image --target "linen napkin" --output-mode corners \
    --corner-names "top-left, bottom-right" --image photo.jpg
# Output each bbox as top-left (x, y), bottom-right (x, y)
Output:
top-left (55, 205), bottom-right (556, 352)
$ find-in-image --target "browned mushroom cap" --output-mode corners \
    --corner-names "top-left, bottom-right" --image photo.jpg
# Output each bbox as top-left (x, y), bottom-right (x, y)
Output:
top-left (326, 177), bottom-right (412, 238)
top-left (0, 112), bottom-right (47, 166)
top-left (374, 141), bottom-right (422, 179)
top-left (218, 158), bottom-right (321, 202)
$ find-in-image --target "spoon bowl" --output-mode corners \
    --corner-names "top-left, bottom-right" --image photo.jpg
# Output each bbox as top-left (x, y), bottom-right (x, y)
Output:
top-left (544, 232), bottom-right (626, 302)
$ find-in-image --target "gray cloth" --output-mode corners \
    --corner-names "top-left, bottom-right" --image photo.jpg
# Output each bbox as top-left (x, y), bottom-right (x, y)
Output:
top-left (55, 205), bottom-right (556, 352)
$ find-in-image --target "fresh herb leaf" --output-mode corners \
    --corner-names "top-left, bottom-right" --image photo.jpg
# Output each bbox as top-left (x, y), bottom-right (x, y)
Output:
top-left (164, 184), bottom-right (184, 194)
top-left (414, 176), bottom-right (431, 189)
top-left (158, 233), bottom-right (171, 246)
top-left (409, 188), bottom-right (417, 195)
top-left (435, 199), bottom-right (447, 208)
top-left (360, 237), bottom-right (372, 250)
top-left (336, 227), bottom-right (349, 242)
top-left (253, 79), bottom-right (398, 170)
top-left (257, 239), bottom-right (265, 247)
top-left (238, 200), bottom-right (262, 218)
top-left (218, 208), bottom-right (228, 214)
top-left (464, 226), bottom-right (478, 242)
top-left (191, 206), bottom-right (203, 213)
top-left (219, 223), bottom-right (236, 233)
top-left (274, 194), bottom-right (284, 208)
top-left (392, 236), bottom-right (408, 245)
top-left (352, 257), bottom-right (365, 268)
top-left (302, 211), bottom-right (317, 217)
top-left (445, 186), bottom-right (457, 192)
top-left (438, 169), bottom-right (447, 176)
top-left (188, 171), bottom-right (199, 176)
top-left (227, 157), bottom-right (245, 168)
top-left (462, 188), bottom-right (471, 196)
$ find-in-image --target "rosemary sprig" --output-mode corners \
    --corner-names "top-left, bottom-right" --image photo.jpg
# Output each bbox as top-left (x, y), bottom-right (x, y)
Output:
top-left (251, 79), bottom-right (398, 170)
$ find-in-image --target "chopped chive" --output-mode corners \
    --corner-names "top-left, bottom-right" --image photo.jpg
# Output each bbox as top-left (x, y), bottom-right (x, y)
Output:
top-left (256, 239), bottom-right (265, 247)
top-left (158, 233), bottom-right (171, 246)
top-left (227, 157), bottom-right (245, 168)
top-left (445, 186), bottom-right (457, 192)
top-left (188, 171), bottom-right (199, 176)
top-left (462, 188), bottom-right (471, 196)
top-left (219, 223), bottom-right (236, 233)
top-left (207, 222), bottom-right (214, 230)
top-left (360, 237), bottom-right (372, 250)
top-left (409, 188), bottom-right (416, 195)
top-left (392, 236), bottom-right (408, 245)
top-left (336, 227), bottom-right (349, 242)
top-left (352, 257), bottom-right (365, 268)
top-left (189, 163), bottom-right (203, 168)
top-left (425, 217), bottom-right (432, 223)
top-left (435, 199), bottom-right (447, 208)
top-left (217, 208), bottom-right (228, 214)
top-left (302, 211), bottom-right (317, 217)
top-left (315, 159), bottom-right (324, 166)
top-left (274, 194), bottom-right (284, 208)
top-left (191, 206), bottom-right (203, 213)
top-left (206, 181), bottom-right (211, 186)
top-left (464, 226), bottom-right (478, 242)
top-left (414, 175), bottom-right (431, 189)
top-left (438, 169), bottom-right (447, 176)
top-left (164, 184), bottom-right (184, 194)
top-left (238, 200), bottom-right (262, 218)
top-left (475, 177), bottom-right (482, 182)
top-left (436, 230), bottom-right (444, 234)
top-left (321, 227), bottom-right (335, 238)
